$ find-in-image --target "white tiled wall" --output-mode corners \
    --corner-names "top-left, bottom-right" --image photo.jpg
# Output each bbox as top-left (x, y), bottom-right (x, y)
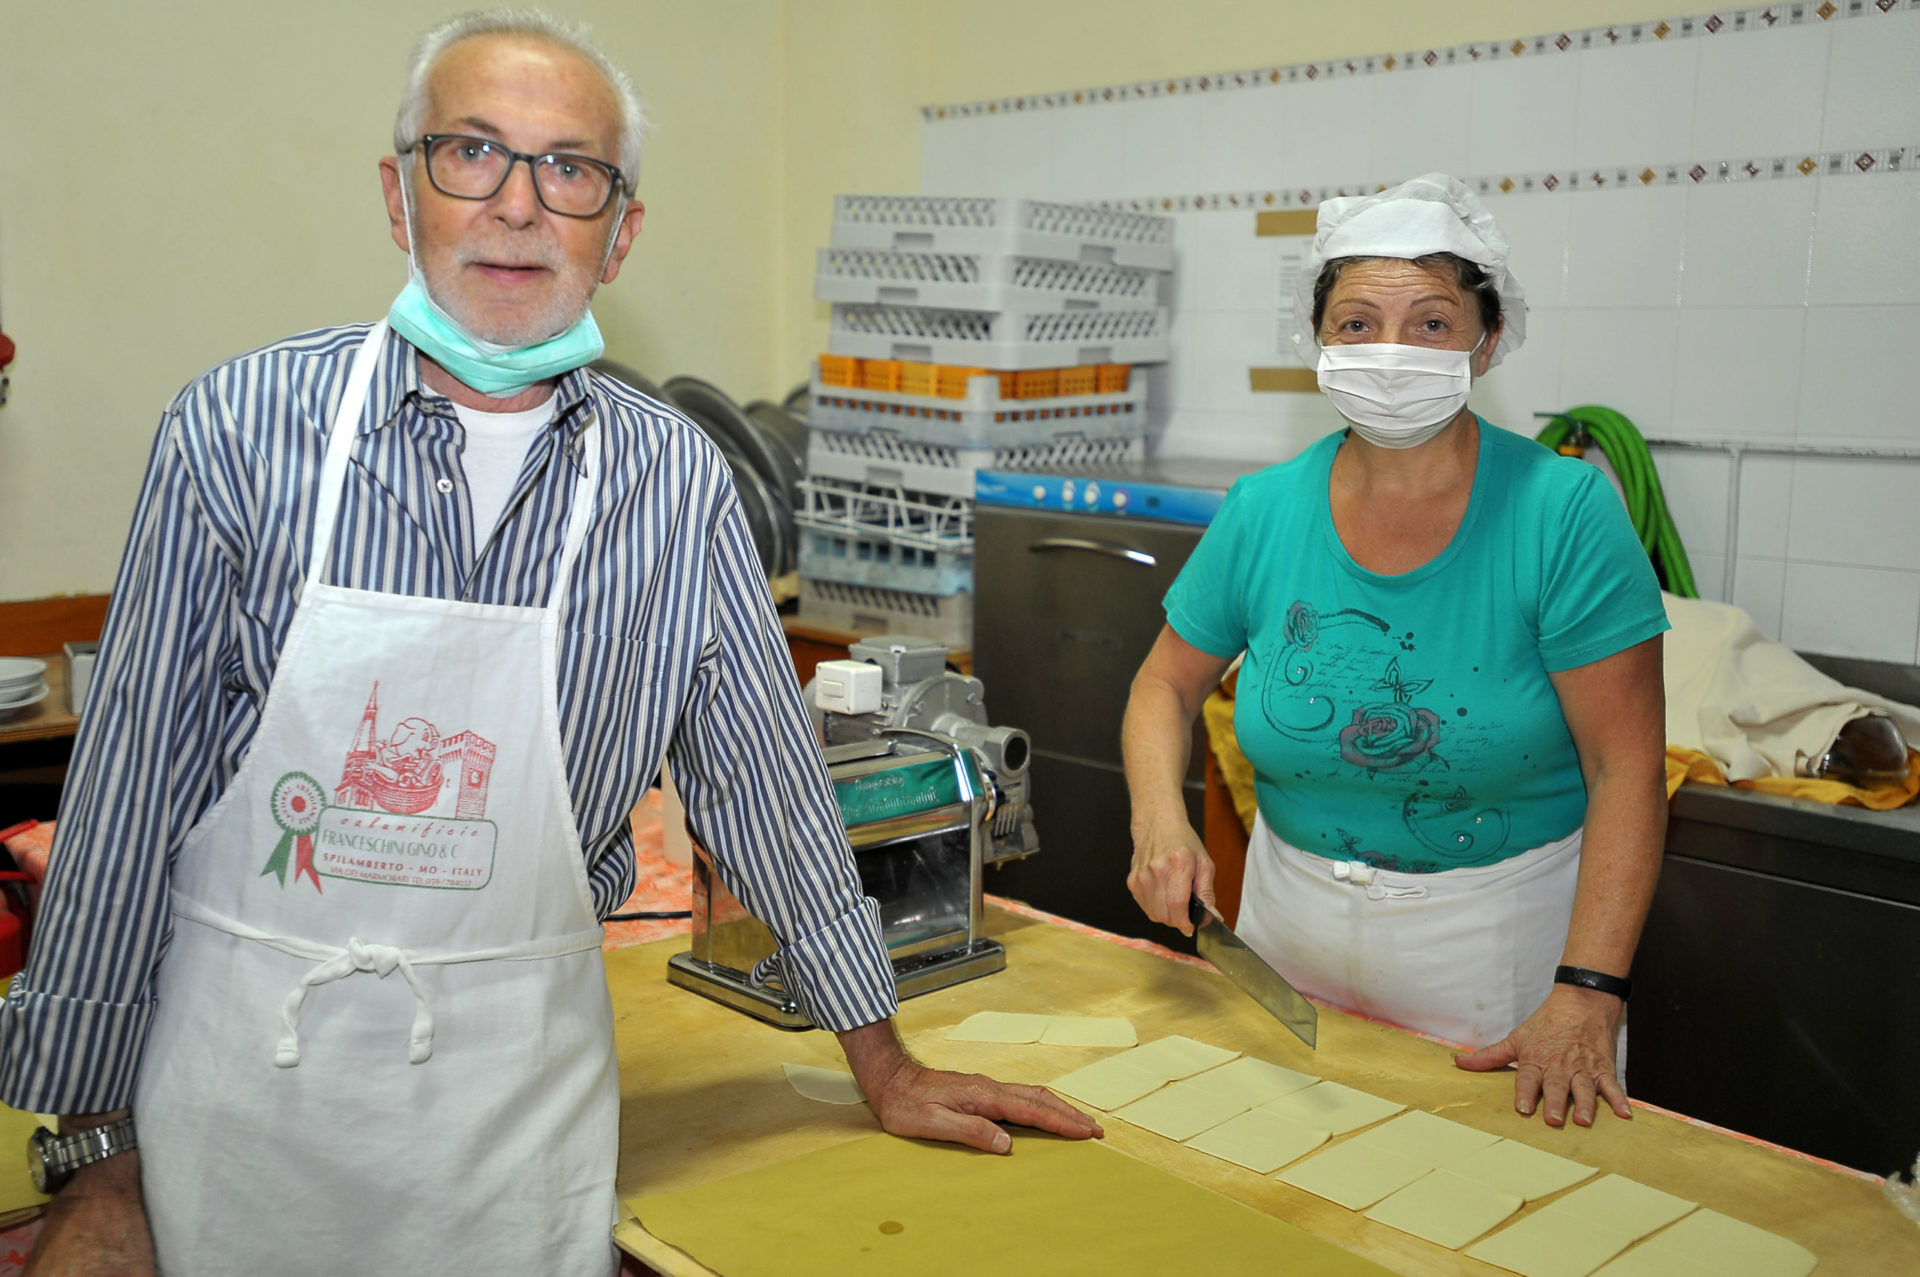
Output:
top-left (920, 6), bottom-right (1920, 661)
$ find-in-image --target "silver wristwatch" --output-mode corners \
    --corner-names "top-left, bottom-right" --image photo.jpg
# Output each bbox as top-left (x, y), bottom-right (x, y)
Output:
top-left (28, 1117), bottom-right (138, 1195)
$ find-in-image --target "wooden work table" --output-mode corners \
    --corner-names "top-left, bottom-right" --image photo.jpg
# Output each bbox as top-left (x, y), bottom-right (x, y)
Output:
top-left (608, 905), bottom-right (1916, 1276)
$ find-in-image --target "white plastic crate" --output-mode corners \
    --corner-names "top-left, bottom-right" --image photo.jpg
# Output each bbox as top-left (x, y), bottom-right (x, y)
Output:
top-left (830, 196), bottom-right (1175, 273)
top-left (798, 530), bottom-right (972, 596)
top-left (809, 366), bottom-right (1146, 450)
top-left (814, 247), bottom-right (1163, 312)
top-left (805, 428), bottom-right (1145, 500)
top-left (827, 303), bottom-right (1170, 370)
top-left (798, 577), bottom-right (973, 649)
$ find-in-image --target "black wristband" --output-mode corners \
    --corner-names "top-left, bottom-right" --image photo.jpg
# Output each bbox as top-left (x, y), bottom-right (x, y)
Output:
top-left (1554, 964), bottom-right (1633, 1002)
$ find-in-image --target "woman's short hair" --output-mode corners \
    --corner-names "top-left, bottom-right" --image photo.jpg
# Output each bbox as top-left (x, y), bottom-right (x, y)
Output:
top-left (1311, 252), bottom-right (1503, 338)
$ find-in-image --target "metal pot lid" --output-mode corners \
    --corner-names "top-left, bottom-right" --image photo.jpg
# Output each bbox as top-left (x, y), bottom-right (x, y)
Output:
top-left (743, 399), bottom-right (807, 476)
top-left (664, 376), bottom-right (798, 511)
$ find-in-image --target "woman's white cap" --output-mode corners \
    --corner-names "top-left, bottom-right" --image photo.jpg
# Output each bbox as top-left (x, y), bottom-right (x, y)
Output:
top-left (1290, 173), bottom-right (1528, 369)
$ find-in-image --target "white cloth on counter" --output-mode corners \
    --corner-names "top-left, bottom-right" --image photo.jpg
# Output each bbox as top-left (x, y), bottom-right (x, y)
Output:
top-left (1662, 591), bottom-right (1920, 782)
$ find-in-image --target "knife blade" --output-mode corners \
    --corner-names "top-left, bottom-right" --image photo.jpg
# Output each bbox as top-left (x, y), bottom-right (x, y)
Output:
top-left (1189, 896), bottom-right (1318, 1050)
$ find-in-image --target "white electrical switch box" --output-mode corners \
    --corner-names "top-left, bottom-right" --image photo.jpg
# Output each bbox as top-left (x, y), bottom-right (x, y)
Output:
top-left (816, 659), bottom-right (883, 715)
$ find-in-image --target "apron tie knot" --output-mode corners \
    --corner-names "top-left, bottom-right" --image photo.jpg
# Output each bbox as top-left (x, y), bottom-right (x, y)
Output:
top-left (1332, 860), bottom-right (1429, 901)
top-left (275, 937), bottom-right (437, 1068)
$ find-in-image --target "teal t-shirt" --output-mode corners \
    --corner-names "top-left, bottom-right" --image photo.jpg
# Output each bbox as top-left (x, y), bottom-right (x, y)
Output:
top-left (1165, 421), bottom-right (1668, 872)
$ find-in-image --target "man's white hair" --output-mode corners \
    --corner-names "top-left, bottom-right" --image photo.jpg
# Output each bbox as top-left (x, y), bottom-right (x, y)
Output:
top-left (393, 8), bottom-right (649, 189)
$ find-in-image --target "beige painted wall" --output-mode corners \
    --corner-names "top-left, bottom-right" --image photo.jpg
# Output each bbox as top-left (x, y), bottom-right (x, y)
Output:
top-left (1, 0), bottom-right (1680, 601)
top-left (0, 0), bottom-right (784, 599)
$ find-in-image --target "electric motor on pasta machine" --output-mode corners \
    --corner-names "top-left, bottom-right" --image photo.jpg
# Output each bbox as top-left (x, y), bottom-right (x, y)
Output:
top-left (665, 635), bottom-right (1038, 1028)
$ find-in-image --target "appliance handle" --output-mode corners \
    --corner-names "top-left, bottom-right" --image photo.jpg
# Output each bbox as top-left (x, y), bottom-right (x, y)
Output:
top-left (1028, 537), bottom-right (1158, 568)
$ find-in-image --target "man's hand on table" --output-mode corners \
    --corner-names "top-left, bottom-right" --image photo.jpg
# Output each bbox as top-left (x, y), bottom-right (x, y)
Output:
top-left (26, 1146), bottom-right (156, 1277)
top-left (1453, 983), bottom-right (1630, 1128)
top-left (836, 1020), bottom-right (1104, 1154)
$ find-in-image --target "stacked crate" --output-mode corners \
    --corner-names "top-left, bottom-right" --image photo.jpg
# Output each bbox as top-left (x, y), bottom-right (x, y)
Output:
top-left (797, 196), bottom-right (1175, 646)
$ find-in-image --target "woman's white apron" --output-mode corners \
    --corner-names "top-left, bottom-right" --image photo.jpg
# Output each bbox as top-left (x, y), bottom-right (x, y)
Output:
top-left (1235, 812), bottom-right (1583, 1050)
top-left (134, 324), bottom-right (619, 1276)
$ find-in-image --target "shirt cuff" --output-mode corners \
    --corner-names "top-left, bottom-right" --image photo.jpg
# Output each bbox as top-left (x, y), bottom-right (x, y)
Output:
top-left (0, 976), bottom-right (155, 1115)
top-left (749, 896), bottom-right (899, 1032)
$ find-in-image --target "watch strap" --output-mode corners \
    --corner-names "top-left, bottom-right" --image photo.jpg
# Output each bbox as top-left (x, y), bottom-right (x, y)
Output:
top-left (1554, 964), bottom-right (1633, 1002)
top-left (33, 1116), bottom-right (138, 1194)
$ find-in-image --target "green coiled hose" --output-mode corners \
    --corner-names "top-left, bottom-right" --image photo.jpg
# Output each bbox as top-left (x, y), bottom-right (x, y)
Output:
top-left (1535, 406), bottom-right (1698, 599)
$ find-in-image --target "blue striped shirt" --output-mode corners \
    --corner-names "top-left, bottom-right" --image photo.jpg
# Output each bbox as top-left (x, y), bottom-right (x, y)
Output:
top-left (0, 323), bottom-right (897, 1115)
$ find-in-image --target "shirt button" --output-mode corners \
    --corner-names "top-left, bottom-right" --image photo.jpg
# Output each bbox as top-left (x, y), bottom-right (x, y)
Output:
top-left (435, 477), bottom-right (454, 494)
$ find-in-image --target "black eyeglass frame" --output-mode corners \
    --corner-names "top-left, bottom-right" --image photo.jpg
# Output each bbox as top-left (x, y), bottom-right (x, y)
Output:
top-left (409, 134), bottom-right (628, 219)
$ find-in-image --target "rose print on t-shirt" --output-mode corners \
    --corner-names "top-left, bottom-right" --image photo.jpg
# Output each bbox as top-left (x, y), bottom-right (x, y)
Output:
top-left (1337, 658), bottom-right (1442, 772)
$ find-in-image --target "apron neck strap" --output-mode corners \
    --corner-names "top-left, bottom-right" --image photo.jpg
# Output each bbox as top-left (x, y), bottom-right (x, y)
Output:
top-left (306, 323), bottom-right (390, 592)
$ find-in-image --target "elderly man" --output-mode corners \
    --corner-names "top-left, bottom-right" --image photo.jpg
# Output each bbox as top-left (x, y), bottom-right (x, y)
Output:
top-left (4, 12), bottom-right (1097, 1274)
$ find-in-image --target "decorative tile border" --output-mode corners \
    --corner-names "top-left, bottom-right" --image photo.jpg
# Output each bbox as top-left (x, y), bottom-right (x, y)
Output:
top-left (1089, 144), bottom-right (1914, 216)
top-left (922, 0), bottom-right (1916, 122)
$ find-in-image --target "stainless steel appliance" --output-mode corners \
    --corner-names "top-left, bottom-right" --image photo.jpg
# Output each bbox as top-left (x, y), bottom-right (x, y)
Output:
top-left (667, 636), bottom-right (1033, 1027)
top-left (972, 459), bottom-right (1258, 946)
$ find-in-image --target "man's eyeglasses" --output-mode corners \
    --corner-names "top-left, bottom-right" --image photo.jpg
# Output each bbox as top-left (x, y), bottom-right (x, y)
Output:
top-left (409, 134), bottom-right (627, 219)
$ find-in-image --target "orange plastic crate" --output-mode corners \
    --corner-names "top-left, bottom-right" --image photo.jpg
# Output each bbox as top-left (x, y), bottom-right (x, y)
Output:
top-left (994, 371), bottom-right (1018, 399)
top-left (1058, 366), bottom-right (1098, 397)
top-left (859, 359), bottom-right (903, 392)
top-left (819, 353), bottom-right (859, 388)
top-left (899, 361), bottom-right (939, 398)
top-left (937, 365), bottom-right (987, 399)
top-left (1013, 369), bottom-right (1060, 399)
top-left (1096, 363), bottom-right (1131, 393)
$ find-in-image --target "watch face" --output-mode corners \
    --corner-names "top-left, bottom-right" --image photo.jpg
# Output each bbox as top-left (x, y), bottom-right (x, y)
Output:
top-left (27, 1127), bottom-right (58, 1196)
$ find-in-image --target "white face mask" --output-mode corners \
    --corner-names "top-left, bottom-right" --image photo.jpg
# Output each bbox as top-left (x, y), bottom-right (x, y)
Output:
top-left (1315, 338), bottom-right (1482, 450)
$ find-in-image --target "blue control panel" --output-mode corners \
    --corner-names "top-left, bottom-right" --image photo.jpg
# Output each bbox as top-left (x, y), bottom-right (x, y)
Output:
top-left (974, 463), bottom-right (1248, 527)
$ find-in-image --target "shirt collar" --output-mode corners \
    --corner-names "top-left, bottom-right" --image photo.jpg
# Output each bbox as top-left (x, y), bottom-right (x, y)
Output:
top-left (372, 325), bottom-right (597, 471)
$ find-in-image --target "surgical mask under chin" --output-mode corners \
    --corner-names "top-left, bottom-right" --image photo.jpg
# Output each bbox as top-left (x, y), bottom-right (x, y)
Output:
top-left (385, 175), bottom-right (607, 399)
top-left (1315, 340), bottom-right (1479, 450)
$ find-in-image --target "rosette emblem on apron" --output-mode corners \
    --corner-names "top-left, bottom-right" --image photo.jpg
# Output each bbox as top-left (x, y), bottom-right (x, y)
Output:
top-left (260, 770), bottom-right (327, 892)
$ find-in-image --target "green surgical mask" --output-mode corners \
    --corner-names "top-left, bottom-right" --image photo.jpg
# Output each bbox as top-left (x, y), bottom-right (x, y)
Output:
top-left (386, 175), bottom-right (608, 398)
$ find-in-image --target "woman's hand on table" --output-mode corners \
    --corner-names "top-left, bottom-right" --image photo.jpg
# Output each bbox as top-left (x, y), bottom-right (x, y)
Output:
top-left (836, 1020), bottom-right (1103, 1154)
top-left (1453, 984), bottom-right (1630, 1128)
top-left (1126, 819), bottom-right (1216, 937)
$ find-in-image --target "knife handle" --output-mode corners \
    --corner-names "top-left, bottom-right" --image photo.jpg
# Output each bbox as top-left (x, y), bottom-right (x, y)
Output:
top-left (1188, 895), bottom-right (1208, 929)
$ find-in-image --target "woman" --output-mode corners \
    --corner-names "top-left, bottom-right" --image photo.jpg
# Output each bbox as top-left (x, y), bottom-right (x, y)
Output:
top-left (1123, 174), bottom-right (1667, 1131)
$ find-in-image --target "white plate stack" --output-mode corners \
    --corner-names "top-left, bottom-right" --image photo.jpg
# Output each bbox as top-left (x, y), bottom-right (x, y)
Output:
top-left (800, 195), bottom-right (1176, 647)
top-left (0, 658), bottom-right (50, 720)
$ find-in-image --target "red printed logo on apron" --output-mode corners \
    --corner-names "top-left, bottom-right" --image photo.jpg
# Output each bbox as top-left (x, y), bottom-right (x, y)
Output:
top-left (258, 682), bottom-right (499, 893)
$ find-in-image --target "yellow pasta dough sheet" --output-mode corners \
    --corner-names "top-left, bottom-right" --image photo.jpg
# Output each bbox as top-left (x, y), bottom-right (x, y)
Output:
top-left (1466, 1209), bottom-right (1636, 1277)
top-left (1185, 1108), bottom-right (1330, 1174)
top-left (1037, 1015), bottom-right (1138, 1048)
top-left (1047, 1057), bottom-right (1166, 1111)
top-left (626, 1133), bottom-right (1397, 1277)
top-left (782, 1062), bottom-right (865, 1105)
top-left (1604, 1208), bottom-right (1817, 1277)
top-left (1111, 1078), bottom-right (1254, 1141)
top-left (1117, 1034), bottom-right (1241, 1080)
top-left (1351, 1110), bottom-right (1501, 1167)
top-left (1259, 1080), bottom-right (1405, 1135)
top-left (1277, 1138), bottom-right (1431, 1210)
top-left (945, 1011), bottom-right (1052, 1043)
top-left (1184, 1056), bottom-right (1319, 1108)
top-left (1442, 1138), bottom-right (1597, 1201)
top-left (1590, 1246), bottom-right (1718, 1276)
top-left (1550, 1175), bottom-right (1696, 1240)
top-left (1365, 1168), bottom-right (1524, 1250)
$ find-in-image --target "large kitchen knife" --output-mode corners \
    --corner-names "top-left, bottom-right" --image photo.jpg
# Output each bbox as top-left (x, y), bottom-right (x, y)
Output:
top-left (1189, 896), bottom-right (1318, 1050)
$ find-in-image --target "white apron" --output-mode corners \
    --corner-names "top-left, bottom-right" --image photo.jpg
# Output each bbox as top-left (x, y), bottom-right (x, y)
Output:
top-left (134, 324), bottom-right (620, 1276)
top-left (1235, 812), bottom-right (1583, 1051)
